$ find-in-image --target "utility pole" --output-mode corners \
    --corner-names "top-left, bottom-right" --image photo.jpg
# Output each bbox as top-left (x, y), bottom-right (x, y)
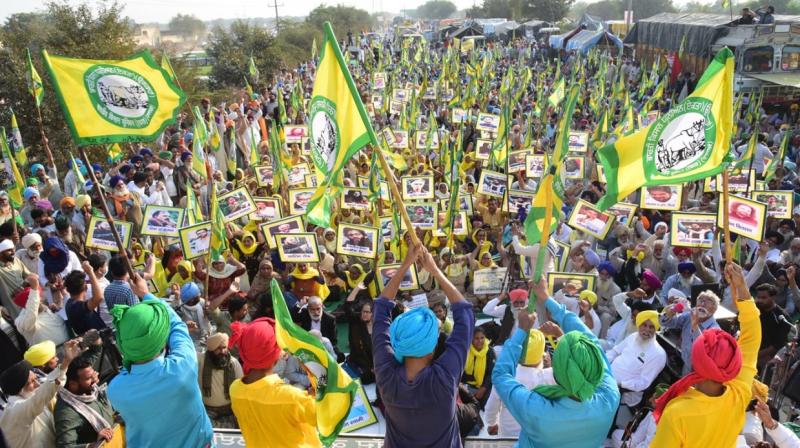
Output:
top-left (267, 0), bottom-right (282, 34)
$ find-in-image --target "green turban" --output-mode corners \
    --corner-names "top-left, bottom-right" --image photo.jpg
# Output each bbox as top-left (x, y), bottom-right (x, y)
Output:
top-left (534, 331), bottom-right (605, 401)
top-left (112, 300), bottom-right (170, 371)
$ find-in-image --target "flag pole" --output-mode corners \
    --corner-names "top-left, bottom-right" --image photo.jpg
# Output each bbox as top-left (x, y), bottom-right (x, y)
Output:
top-left (722, 169), bottom-right (733, 265)
top-left (78, 147), bottom-right (136, 279)
top-left (375, 147), bottom-right (423, 248)
top-left (528, 173), bottom-right (554, 313)
top-left (34, 106), bottom-right (55, 167)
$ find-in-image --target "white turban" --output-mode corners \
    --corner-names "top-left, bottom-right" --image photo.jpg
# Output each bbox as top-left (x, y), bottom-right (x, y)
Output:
top-left (0, 239), bottom-right (14, 252)
top-left (667, 288), bottom-right (687, 300)
top-left (22, 233), bottom-right (42, 249)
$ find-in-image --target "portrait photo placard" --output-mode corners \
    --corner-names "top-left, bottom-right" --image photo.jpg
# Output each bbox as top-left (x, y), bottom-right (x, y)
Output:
top-left (288, 188), bottom-right (315, 215)
top-left (218, 187), bottom-right (256, 223)
top-left (473, 267), bottom-right (508, 295)
top-left (640, 185), bottom-right (683, 211)
top-left (337, 224), bottom-right (379, 259)
top-left (275, 233), bottom-right (320, 263)
top-left (476, 112), bottom-right (500, 133)
top-left (561, 156), bottom-right (584, 180)
top-left (401, 175), bottom-right (434, 201)
top-left (671, 212), bottom-right (717, 248)
top-left (341, 188), bottom-right (371, 211)
top-left (377, 264), bottom-right (419, 291)
top-left (718, 194), bottom-right (767, 242)
top-left (507, 150), bottom-right (530, 173)
top-left (141, 205), bottom-right (184, 237)
top-left (567, 200), bottom-right (615, 240)
top-left (547, 272), bottom-right (596, 296)
top-left (476, 139), bottom-right (494, 161)
top-left (254, 164), bottom-right (274, 187)
top-left (259, 215), bottom-right (304, 248)
top-left (251, 197), bottom-right (282, 221)
top-left (86, 217), bottom-right (132, 253)
top-left (525, 154), bottom-right (547, 179)
top-left (506, 190), bottom-right (535, 215)
top-left (284, 125), bottom-right (307, 144)
top-left (179, 221), bottom-right (212, 260)
top-left (753, 191), bottom-right (793, 219)
top-left (567, 131), bottom-right (589, 153)
top-left (605, 203), bottom-right (637, 227)
top-left (404, 202), bottom-right (438, 230)
top-left (287, 163), bottom-right (311, 186)
top-left (477, 170), bottom-right (507, 198)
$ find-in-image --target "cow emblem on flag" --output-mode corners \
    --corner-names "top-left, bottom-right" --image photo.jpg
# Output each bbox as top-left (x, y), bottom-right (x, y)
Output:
top-left (310, 97), bottom-right (341, 171)
top-left (647, 97), bottom-right (715, 177)
top-left (85, 65), bottom-right (158, 128)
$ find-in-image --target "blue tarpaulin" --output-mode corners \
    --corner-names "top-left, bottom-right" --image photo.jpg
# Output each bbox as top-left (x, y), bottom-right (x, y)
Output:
top-left (566, 29), bottom-right (623, 54)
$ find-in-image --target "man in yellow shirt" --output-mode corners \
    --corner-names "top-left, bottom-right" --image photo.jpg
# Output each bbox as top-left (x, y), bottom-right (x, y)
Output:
top-left (229, 318), bottom-right (321, 447)
top-left (650, 262), bottom-right (761, 447)
top-left (476, 197), bottom-right (507, 231)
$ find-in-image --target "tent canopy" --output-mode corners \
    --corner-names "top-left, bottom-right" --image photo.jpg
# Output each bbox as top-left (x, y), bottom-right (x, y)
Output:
top-left (566, 29), bottom-right (623, 53)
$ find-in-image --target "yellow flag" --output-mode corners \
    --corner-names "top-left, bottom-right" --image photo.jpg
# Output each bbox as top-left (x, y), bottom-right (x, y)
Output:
top-left (42, 50), bottom-right (185, 145)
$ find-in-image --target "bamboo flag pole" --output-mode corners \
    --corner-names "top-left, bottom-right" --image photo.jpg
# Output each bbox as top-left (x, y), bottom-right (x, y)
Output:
top-left (528, 171), bottom-right (554, 313)
top-left (721, 169), bottom-right (742, 298)
top-left (34, 106), bottom-right (56, 168)
top-left (78, 147), bottom-right (136, 279)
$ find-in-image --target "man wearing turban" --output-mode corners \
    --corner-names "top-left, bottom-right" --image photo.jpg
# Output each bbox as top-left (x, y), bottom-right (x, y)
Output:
top-left (229, 318), bottom-right (320, 446)
top-left (606, 309), bottom-right (667, 425)
top-left (198, 332), bottom-right (243, 429)
top-left (661, 261), bottom-right (702, 299)
top-left (492, 277), bottom-right (620, 447)
top-left (107, 274), bottom-right (213, 447)
top-left (651, 263), bottom-right (761, 446)
top-left (373, 245), bottom-right (474, 447)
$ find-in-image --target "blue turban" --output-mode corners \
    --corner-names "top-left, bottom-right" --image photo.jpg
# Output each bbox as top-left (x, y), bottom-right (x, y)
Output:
top-left (678, 261), bottom-right (696, 274)
top-left (389, 307), bottom-right (439, 363)
top-left (91, 163), bottom-right (103, 174)
top-left (598, 261), bottom-right (616, 276)
top-left (130, 155), bottom-right (143, 164)
top-left (30, 163), bottom-right (45, 176)
top-left (119, 164), bottom-right (132, 174)
top-left (180, 282), bottom-right (201, 303)
top-left (109, 175), bottom-right (125, 189)
top-left (23, 187), bottom-right (39, 201)
top-left (139, 148), bottom-right (153, 157)
top-left (180, 151), bottom-right (193, 162)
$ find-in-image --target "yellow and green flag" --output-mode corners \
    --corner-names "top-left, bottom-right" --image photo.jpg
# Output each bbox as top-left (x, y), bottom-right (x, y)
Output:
top-left (106, 143), bottom-right (124, 163)
top-left (8, 110), bottom-right (27, 167)
top-left (26, 48), bottom-right (44, 108)
top-left (209, 184), bottom-right (227, 260)
top-left (596, 48), bottom-right (735, 210)
top-left (547, 78), bottom-right (565, 108)
top-left (42, 50), bottom-right (185, 145)
top-left (272, 278), bottom-right (357, 445)
top-left (160, 54), bottom-right (179, 87)
top-left (1, 128), bottom-right (25, 208)
top-left (247, 56), bottom-right (259, 83)
top-left (69, 152), bottom-right (87, 193)
top-left (305, 22), bottom-right (376, 227)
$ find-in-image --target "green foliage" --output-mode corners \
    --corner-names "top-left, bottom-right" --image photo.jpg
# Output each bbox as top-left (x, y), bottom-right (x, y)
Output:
top-left (470, 0), bottom-right (574, 21)
top-left (274, 21), bottom-right (322, 67)
top-left (206, 20), bottom-right (281, 91)
top-left (0, 1), bottom-right (137, 169)
top-left (168, 14), bottom-right (206, 37)
top-left (413, 1), bottom-right (458, 19)
top-left (306, 4), bottom-right (375, 39)
top-left (529, 0), bottom-right (577, 22)
top-left (572, 0), bottom-right (674, 20)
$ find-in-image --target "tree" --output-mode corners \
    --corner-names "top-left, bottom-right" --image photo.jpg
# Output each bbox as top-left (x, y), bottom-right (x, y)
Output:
top-left (0, 1), bottom-right (137, 169)
top-left (414, 1), bottom-right (458, 19)
top-left (527, 0), bottom-right (576, 22)
top-left (275, 21), bottom-right (321, 67)
top-left (206, 20), bottom-right (281, 90)
top-left (631, 0), bottom-right (675, 20)
top-left (584, 0), bottom-right (623, 20)
top-left (306, 5), bottom-right (375, 39)
top-left (168, 13), bottom-right (206, 38)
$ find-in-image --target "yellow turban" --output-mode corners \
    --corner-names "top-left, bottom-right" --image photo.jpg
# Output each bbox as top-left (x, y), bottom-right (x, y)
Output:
top-left (523, 329), bottom-right (546, 366)
top-left (24, 340), bottom-right (56, 367)
top-left (579, 290), bottom-right (597, 306)
top-left (752, 379), bottom-right (769, 403)
top-left (635, 310), bottom-right (660, 330)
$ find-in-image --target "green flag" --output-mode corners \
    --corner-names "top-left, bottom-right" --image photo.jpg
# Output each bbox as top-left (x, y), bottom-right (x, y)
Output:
top-left (26, 48), bottom-right (44, 108)
top-left (209, 184), bottom-right (227, 260)
top-left (247, 56), bottom-right (259, 83)
top-left (8, 110), bottom-right (27, 167)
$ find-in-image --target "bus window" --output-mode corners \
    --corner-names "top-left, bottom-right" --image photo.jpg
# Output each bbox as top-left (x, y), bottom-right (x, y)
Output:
top-left (782, 46), bottom-right (800, 70)
top-left (742, 46), bottom-right (774, 72)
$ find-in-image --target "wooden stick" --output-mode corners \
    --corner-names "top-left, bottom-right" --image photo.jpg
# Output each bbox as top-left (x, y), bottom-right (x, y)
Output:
top-left (78, 147), bottom-right (135, 279)
top-left (722, 169), bottom-right (733, 265)
top-left (34, 106), bottom-right (55, 167)
top-left (375, 148), bottom-right (423, 248)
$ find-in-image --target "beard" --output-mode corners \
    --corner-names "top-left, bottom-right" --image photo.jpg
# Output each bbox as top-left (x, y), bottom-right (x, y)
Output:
top-left (209, 351), bottom-right (231, 368)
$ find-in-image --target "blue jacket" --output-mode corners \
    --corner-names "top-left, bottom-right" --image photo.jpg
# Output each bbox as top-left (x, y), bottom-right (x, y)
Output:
top-left (108, 293), bottom-right (214, 447)
top-left (492, 298), bottom-right (620, 448)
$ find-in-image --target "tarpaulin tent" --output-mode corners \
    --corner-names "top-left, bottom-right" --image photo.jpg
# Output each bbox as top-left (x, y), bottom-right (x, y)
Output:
top-left (565, 29), bottom-right (623, 54)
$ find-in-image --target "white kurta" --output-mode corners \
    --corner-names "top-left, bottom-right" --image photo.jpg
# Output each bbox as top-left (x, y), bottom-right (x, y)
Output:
top-left (607, 332), bottom-right (667, 406)
top-left (483, 366), bottom-right (556, 438)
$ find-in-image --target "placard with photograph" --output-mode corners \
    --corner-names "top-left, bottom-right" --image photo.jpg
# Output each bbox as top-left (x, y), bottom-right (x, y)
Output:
top-left (561, 156), bottom-right (584, 179)
top-left (287, 163), bottom-right (310, 186)
top-left (422, 87), bottom-right (437, 100)
top-left (275, 233), bottom-right (320, 263)
top-left (404, 202), bottom-right (438, 230)
top-left (567, 200), bottom-right (615, 239)
top-left (671, 212), bottom-right (716, 248)
top-left (401, 175), bottom-right (434, 201)
top-left (377, 264), bottom-right (419, 291)
top-left (259, 215), bottom-right (305, 248)
top-left (373, 72), bottom-right (386, 90)
top-left (415, 130), bottom-right (439, 150)
top-left (596, 164), bottom-right (606, 183)
top-left (525, 154), bottom-right (547, 179)
top-left (86, 216), bottom-right (132, 252)
top-left (567, 132), bottom-right (589, 152)
top-left (755, 181), bottom-right (767, 191)
top-left (337, 224), bottom-right (379, 259)
top-left (392, 131), bottom-right (408, 149)
top-left (284, 125), bottom-right (307, 144)
top-left (452, 108), bottom-right (467, 123)
top-left (715, 169), bottom-right (755, 193)
top-left (389, 100), bottom-right (404, 115)
top-left (547, 272), bottom-right (596, 296)
top-left (605, 203), bottom-right (637, 227)
top-left (718, 194), bottom-right (767, 242)
top-left (251, 197), bottom-right (282, 221)
top-left (476, 138), bottom-right (493, 160)
top-left (381, 127), bottom-right (396, 147)
top-left (341, 187), bottom-right (370, 211)
top-left (553, 240), bottom-right (571, 271)
top-left (218, 187), bottom-right (256, 223)
top-left (753, 191), bottom-right (793, 219)
top-left (476, 112), bottom-right (500, 133)
top-left (304, 174), bottom-right (318, 188)
top-left (477, 170), bottom-right (507, 198)
top-left (642, 110), bottom-right (660, 127)
top-left (458, 194), bottom-right (474, 215)
top-left (178, 221), bottom-right (212, 260)
top-left (640, 185), bottom-right (683, 211)
top-left (379, 216), bottom-right (396, 242)
top-left (288, 188), bottom-right (315, 215)
top-left (141, 205), bottom-right (185, 237)
top-left (393, 88), bottom-right (409, 103)
top-left (437, 211), bottom-right (468, 236)
top-left (507, 150), bottom-right (530, 173)
top-left (473, 267), bottom-right (508, 295)
top-left (341, 383), bottom-right (379, 433)
top-left (507, 190), bottom-right (536, 215)
top-left (254, 164), bottom-right (274, 187)
top-left (371, 95), bottom-right (384, 111)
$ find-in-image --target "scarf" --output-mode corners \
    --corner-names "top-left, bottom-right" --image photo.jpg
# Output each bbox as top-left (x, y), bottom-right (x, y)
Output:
top-left (112, 186), bottom-right (131, 217)
top-left (389, 307), bottom-right (439, 363)
top-left (248, 262), bottom-right (273, 298)
top-left (289, 265), bottom-right (330, 300)
top-left (653, 328), bottom-right (742, 422)
top-left (534, 331), bottom-right (605, 401)
top-left (477, 248), bottom-right (497, 270)
top-left (112, 300), bottom-right (171, 371)
top-left (57, 385), bottom-right (111, 433)
top-left (235, 231), bottom-right (259, 256)
top-left (132, 242), bottom-right (151, 266)
top-left (201, 351), bottom-right (236, 400)
top-left (208, 262), bottom-right (238, 279)
top-left (168, 260), bottom-right (195, 287)
top-left (464, 341), bottom-right (491, 387)
top-left (346, 264), bottom-right (377, 298)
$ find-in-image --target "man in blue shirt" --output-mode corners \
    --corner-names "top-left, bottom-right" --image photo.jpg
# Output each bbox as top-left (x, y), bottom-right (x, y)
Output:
top-left (492, 278), bottom-right (620, 448)
top-left (373, 245), bottom-right (474, 447)
top-left (108, 274), bottom-right (213, 448)
top-left (64, 262), bottom-right (106, 335)
top-left (660, 290), bottom-right (721, 374)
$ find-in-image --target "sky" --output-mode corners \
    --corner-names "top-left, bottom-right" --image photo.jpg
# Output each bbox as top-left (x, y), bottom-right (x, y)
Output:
top-left (1, 0), bottom-right (708, 24)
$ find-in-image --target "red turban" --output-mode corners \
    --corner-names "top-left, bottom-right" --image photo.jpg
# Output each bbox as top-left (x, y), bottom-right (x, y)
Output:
top-left (229, 317), bottom-right (282, 374)
top-left (653, 328), bottom-right (742, 422)
top-left (673, 247), bottom-right (692, 257)
top-left (509, 289), bottom-right (528, 302)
